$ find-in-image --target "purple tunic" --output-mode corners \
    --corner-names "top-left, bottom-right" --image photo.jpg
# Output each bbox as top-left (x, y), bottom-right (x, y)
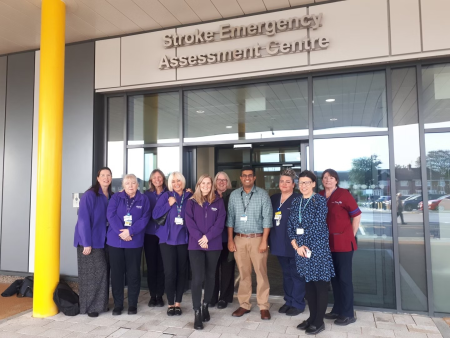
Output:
top-left (73, 189), bottom-right (109, 249)
top-left (153, 190), bottom-right (192, 245)
top-left (106, 190), bottom-right (151, 248)
top-left (144, 188), bottom-right (167, 235)
top-left (185, 197), bottom-right (226, 251)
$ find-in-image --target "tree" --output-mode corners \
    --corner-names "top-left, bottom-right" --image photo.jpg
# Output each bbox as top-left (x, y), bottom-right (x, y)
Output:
top-left (349, 155), bottom-right (382, 185)
top-left (424, 150), bottom-right (450, 178)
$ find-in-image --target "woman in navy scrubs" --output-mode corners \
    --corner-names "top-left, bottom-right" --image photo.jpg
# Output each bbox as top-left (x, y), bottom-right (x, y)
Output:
top-left (319, 169), bottom-right (361, 326)
top-left (107, 174), bottom-right (151, 316)
top-left (268, 169), bottom-right (305, 316)
top-left (74, 167), bottom-right (113, 317)
top-left (144, 169), bottom-right (167, 308)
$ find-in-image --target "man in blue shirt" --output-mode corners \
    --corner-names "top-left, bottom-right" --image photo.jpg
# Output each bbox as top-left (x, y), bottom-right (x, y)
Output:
top-left (227, 166), bottom-right (273, 320)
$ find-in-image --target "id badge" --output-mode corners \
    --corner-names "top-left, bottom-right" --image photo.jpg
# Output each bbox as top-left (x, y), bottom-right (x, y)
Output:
top-left (240, 214), bottom-right (248, 222)
top-left (175, 217), bottom-right (184, 225)
top-left (296, 228), bottom-right (304, 235)
top-left (124, 215), bottom-right (132, 227)
top-left (274, 211), bottom-right (282, 220)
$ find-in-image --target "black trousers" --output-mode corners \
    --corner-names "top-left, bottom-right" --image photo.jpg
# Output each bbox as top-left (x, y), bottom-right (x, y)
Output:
top-left (189, 250), bottom-right (221, 310)
top-left (160, 243), bottom-right (188, 305)
top-left (211, 242), bottom-right (236, 304)
top-left (144, 234), bottom-right (165, 297)
top-left (305, 280), bottom-right (329, 328)
top-left (331, 251), bottom-right (354, 318)
top-left (108, 246), bottom-right (142, 308)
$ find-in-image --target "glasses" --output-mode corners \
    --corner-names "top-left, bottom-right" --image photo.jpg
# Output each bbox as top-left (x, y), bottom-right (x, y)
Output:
top-left (241, 174), bottom-right (254, 178)
top-left (298, 181), bottom-right (313, 186)
top-left (216, 179), bottom-right (228, 183)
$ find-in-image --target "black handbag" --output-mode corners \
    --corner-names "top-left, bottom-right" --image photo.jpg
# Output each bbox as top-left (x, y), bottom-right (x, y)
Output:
top-left (17, 276), bottom-right (33, 298)
top-left (154, 211), bottom-right (169, 226)
top-left (53, 282), bottom-right (80, 316)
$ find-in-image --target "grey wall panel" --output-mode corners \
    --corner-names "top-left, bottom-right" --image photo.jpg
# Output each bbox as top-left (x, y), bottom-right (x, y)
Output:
top-left (1, 52), bottom-right (35, 272)
top-left (0, 57), bottom-right (7, 267)
top-left (60, 42), bottom-right (95, 276)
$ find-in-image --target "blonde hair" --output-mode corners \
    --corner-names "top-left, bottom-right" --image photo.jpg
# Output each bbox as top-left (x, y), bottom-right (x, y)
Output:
top-left (214, 171), bottom-right (232, 190)
top-left (122, 174), bottom-right (138, 188)
top-left (191, 175), bottom-right (216, 206)
top-left (167, 171), bottom-right (186, 191)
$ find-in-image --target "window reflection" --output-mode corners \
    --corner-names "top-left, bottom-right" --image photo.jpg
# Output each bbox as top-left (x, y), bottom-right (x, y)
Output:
top-left (422, 63), bottom-right (450, 129)
top-left (128, 92), bottom-right (180, 145)
top-left (313, 71), bottom-right (388, 134)
top-left (107, 96), bottom-right (125, 193)
top-left (184, 79), bottom-right (309, 142)
top-left (314, 136), bottom-right (395, 309)
top-left (392, 67), bottom-right (427, 311)
top-left (425, 132), bottom-right (450, 313)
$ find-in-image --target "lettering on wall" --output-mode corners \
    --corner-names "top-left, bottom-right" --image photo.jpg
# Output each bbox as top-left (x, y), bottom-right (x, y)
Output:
top-left (159, 14), bottom-right (329, 70)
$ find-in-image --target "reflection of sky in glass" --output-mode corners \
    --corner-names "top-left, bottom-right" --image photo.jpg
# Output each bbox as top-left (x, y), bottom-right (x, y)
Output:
top-left (314, 136), bottom-right (390, 171)
top-left (108, 141), bottom-right (123, 178)
top-left (394, 124), bottom-right (420, 167)
top-left (260, 151), bottom-right (300, 163)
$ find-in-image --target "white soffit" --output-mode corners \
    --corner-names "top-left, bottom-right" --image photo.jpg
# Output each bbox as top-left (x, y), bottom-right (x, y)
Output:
top-left (0, 0), bottom-right (340, 56)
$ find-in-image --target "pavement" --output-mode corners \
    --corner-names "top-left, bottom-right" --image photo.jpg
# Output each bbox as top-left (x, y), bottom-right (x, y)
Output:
top-left (0, 291), bottom-right (449, 338)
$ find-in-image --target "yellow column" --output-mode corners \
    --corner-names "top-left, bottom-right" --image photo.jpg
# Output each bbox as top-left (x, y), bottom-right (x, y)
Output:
top-left (33, 0), bottom-right (66, 318)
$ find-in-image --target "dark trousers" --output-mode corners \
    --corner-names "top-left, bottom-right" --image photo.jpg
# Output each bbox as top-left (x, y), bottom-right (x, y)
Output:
top-left (212, 242), bottom-right (236, 304)
top-left (144, 234), bottom-right (165, 297)
top-left (330, 251), bottom-right (354, 318)
top-left (160, 243), bottom-right (188, 305)
top-left (108, 246), bottom-right (142, 308)
top-left (397, 211), bottom-right (405, 224)
top-left (305, 280), bottom-right (329, 327)
top-left (277, 256), bottom-right (306, 310)
top-left (189, 250), bottom-right (221, 310)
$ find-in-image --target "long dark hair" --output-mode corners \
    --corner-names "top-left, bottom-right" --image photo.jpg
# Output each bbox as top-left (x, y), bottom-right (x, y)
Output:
top-left (88, 167), bottom-right (113, 196)
top-left (149, 169), bottom-right (167, 192)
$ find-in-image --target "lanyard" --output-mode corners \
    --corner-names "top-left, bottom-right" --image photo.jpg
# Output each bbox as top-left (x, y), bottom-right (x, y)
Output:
top-left (278, 193), bottom-right (293, 211)
top-left (298, 194), bottom-right (314, 224)
top-left (126, 196), bottom-right (135, 215)
top-left (326, 188), bottom-right (337, 202)
top-left (241, 190), bottom-right (254, 214)
top-left (174, 192), bottom-right (185, 216)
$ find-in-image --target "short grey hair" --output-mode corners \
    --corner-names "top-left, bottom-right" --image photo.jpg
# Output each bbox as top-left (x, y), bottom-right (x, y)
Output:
top-left (122, 174), bottom-right (138, 188)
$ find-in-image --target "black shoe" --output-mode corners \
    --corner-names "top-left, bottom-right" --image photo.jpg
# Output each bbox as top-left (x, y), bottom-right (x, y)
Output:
top-left (156, 296), bottom-right (164, 307)
top-left (278, 303), bottom-right (290, 314)
top-left (217, 300), bottom-right (228, 309)
top-left (208, 301), bottom-right (217, 307)
top-left (148, 297), bottom-right (157, 307)
top-left (305, 323), bottom-right (325, 335)
top-left (324, 312), bottom-right (339, 320)
top-left (286, 307), bottom-right (304, 316)
top-left (201, 302), bottom-right (210, 322)
top-left (112, 307), bottom-right (123, 316)
top-left (334, 316), bottom-right (356, 326)
top-left (128, 306), bottom-right (137, 315)
top-left (87, 312), bottom-right (98, 318)
top-left (167, 307), bottom-right (175, 316)
top-left (174, 306), bottom-right (182, 316)
top-left (297, 320), bottom-right (310, 330)
top-left (194, 309), bottom-right (203, 330)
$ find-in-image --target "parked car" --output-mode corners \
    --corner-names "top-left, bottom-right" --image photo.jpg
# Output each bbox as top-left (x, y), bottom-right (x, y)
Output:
top-left (418, 194), bottom-right (450, 210)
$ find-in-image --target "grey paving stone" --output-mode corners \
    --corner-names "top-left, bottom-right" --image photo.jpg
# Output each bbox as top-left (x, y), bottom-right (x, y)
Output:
top-left (315, 332), bottom-right (347, 338)
top-left (163, 326), bottom-right (195, 336)
top-left (374, 313), bottom-right (395, 323)
top-left (88, 317), bottom-right (119, 327)
top-left (413, 317), bottom-right (436, 327)
top-left (347, 334), bottom-right (384, 338)
top-left (330, 323), bottom-right (362, 334)
top-left (432, 318), bottom-right (450, 338)
top-left (407, 324), bottom-right (441, 334)
top-left (227, 321), bottom-right (259, 330)
top-left (183, 321), bottom-right (216, 332)
top-left (89, 325), bottom-right (122, 336)
top-left (189, 330), bottom-right (222, 338)
top-left (255, 323), bottom-right (287, 334)
top-left (38, 328), bottom-right (73, 337)
top-left (159, 319), bottom-right (191, 328)
top-left (393, 331), bottom-right (428, 338)
top-left (355, 310), bottom-right (375, 322)
top-left (65, 332), bottom-right (108, 338)
top-left (42, 321), bottom-right (76, 330)
top-left (0, 333), bottom-right (32, 338)
top-left (121, 329), bottom-right (148, 338)
top-left (64, 315), bottom-right (96, 323)
top-left (137, 323), bottom-right (169, 332)
top-left (1, 323), bottom-right (30, 332)
top-left (266, 332), bottom-right (301, 338)
top-left (426, 334), bottom-right (444, 338)
top-left (375, 322), bottom-right (408, 331)
top-left (16, 325), bottom-right (50, 335)
top-left (109, 328), bottom-right (131, 337)
top-left (238, 328), bottom-right (269, 338)
top-left (112, 320), bottom-right (145, 329)
top-left (140, 332), bottom-right (165, 338)
top-left (360, 327), bottom-right (394, 337)
top-left (210, 325), bottom-right (241, 334)
top-left (218, 334), bottom-right (241, 338)
top-left (393, 314), bottom-right (415, 325)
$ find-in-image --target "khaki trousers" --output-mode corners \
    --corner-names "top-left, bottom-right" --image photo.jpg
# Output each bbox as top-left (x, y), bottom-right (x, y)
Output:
top-left (234, 236), bottom-right (270, 310)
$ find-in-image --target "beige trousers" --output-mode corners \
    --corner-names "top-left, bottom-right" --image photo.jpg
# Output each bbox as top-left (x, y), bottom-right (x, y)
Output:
top-left (234, 236), bottom-right (270, 310)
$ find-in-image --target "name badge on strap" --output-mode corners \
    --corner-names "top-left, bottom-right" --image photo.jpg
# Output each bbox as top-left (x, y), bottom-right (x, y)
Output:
top-left (240, 214), bottom-right (248, 222)
top-left (124, 214), bottom-right (132, 227)
top-left (296, 228), bottom-right (304, 235)
top-left (175, 217), bottom-right (184, 225)
top-left (274, 211), bottom-right (282, 226)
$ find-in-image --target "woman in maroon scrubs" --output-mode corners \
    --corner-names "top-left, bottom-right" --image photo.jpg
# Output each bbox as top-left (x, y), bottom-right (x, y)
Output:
top-left (319, 169), bottom-right (361, 326)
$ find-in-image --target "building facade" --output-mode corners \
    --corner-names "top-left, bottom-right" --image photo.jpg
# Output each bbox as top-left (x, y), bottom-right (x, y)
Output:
top-left (0, 0), bottom-right (450, 316)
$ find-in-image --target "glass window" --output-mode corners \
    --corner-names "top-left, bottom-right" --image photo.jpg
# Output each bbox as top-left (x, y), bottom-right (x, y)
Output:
top-left (313, 71), bottom-right (388, 135)
top-left (127, 147), bottom-right (180, 192)
top-left (425, 132), bottom-right (450, 313)
top-left (314, 136), bottom-right (395, 309)
top-left (252, 146), bottom-right (301, 164)
top-left (392, 67), bottom-right (427, 311)
top-left (422, 63), bottom-right (450, 129)
top-left (107, 96), bottom-right (125, 193)
top-left (128, 92), bottom-right (180, 145)
top-left (184, 79), bottom-right (308, 142)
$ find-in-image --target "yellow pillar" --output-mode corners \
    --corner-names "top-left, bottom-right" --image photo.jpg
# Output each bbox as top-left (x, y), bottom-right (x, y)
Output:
top-left (33, 0), bottom-right (66, 318)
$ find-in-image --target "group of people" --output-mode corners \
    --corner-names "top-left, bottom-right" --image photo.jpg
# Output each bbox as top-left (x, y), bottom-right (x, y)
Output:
top-left (73, 165), bottom-right (361, 335)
